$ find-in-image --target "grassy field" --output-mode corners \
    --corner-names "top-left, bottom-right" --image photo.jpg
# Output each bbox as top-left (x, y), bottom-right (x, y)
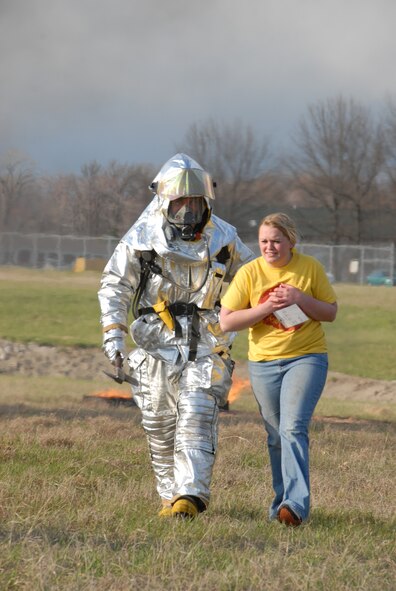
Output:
top-left (0, 267), bottom-right (395, 590)
top-left (1, 266), bottom-right (396, 379)
top-left (0, 374), bottom-right (395, 591)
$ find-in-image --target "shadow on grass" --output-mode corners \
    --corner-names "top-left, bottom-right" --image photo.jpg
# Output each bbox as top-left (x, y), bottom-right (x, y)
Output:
top-left (213, 505), bottom-right (395, 537)
top-left (1, 402), bottom-right (394, 434)
top-left (221, 410), bottom-right (395, 433)
top-left (311, 507), bottom-right (396, 535)
top-left (214, 505), bottom-right (267, 522)
top-left (219, 410), bottom-right (263, 426)
top-left (312, 415), bottom-right (396, 433)
top-left (0, 402), bottom-right (141, 422)
top-left (0, 523), bottom-right (132, 550)
top-left (1, 507), bottom-right (393, 566)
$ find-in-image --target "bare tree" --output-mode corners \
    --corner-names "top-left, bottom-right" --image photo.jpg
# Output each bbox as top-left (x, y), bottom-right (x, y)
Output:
top-left (383, 98), bottom-right (396, 195)
top-left (77, 161), bottom-right (104, 235)
top-left (40, 174), bottom-right (74, 234)
top-left (286, 96), bottom-right (386, 243)
top-left (0, 151), bottom-right (37, 231)
top-left (101, 161), bottom-right (155, 236)
top-left (176, 119), bottom-right (275, 232)
top-left (44, 161), bottom-right (156, 237)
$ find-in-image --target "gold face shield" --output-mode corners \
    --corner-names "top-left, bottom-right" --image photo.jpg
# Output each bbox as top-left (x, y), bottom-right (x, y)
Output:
top-left (157, 168), bottom-right (215, 202)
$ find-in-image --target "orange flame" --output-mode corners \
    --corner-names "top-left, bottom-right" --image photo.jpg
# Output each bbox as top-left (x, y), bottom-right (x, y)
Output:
top-left (88, 389), bottom-right (133, 400)
top-left (89, 376), bottom-right (250, 404)
top-left (228, 376), bottom-right (250, 403)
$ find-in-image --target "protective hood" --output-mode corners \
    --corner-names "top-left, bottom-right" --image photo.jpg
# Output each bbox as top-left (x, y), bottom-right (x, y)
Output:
top-left (150, 153), bottom-right (215, 204)
top-left (149, 153), bottom-right (215, 240)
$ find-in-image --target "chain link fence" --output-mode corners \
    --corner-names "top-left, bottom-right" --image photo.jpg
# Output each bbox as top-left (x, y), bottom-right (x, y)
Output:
top-left (0, 232), bottom-right (118, 270)
top-left (1, 231), bottom-right (394, 285)
top-left (239, 240), bottom-right (395, 285)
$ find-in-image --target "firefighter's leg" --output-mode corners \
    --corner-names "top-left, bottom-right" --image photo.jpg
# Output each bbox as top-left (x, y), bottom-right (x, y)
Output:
top-left (141, 410), bottom-right (177, 503)
top-left (128, 350), bottom-right (178, 504)
top-left (172, 354), bottom-right (232, 512)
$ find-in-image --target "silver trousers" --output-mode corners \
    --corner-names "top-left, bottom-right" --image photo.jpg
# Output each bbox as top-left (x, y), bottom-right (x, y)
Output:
top-left (128, 349), bottom-right (233, 507)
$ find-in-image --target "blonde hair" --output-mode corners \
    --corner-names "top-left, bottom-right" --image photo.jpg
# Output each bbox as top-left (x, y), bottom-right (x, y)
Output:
top-left (259, 212), bottom-right (299, 246)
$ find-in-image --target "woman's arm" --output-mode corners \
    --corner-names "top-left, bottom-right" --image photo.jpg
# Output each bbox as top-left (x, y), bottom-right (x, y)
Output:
top-left (220, 300), bottom-right (275, 332)
top-left (297, 294), bottom-right (337, 321)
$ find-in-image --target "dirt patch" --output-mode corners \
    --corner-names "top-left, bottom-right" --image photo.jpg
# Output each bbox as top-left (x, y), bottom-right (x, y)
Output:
top-left (322, 371), bottom-right (396, 404)
top-left (1, 339), bottom-right (396, 404)
top-left (0, 339), bottom-right (108, 380)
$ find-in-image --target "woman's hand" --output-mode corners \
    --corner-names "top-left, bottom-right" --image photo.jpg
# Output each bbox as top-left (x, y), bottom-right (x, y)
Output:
top-left (271, 283), bottom-right (337, 322)
top-left (267, 283), bottom-right (301, 308)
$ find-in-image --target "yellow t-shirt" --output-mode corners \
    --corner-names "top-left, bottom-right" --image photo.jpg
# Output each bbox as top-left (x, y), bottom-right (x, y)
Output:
top-left (221, 251), bottom-right (337, 361)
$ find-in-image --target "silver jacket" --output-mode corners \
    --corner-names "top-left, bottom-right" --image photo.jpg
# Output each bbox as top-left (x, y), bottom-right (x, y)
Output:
top-left (99, 193), bottom-right (254, 364)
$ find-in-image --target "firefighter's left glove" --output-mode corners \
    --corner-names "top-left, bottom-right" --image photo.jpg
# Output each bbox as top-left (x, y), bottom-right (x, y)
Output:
top-left (103, 328), bottom-right (127, 364)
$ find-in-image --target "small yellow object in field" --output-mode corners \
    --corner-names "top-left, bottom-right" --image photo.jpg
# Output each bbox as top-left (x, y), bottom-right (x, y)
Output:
top-left (73, 257), bottom-right (106, 272)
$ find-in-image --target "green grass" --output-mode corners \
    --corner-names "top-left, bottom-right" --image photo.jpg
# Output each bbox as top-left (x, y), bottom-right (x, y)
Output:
top-left (0, 268), bottom-right (103, 347)
top-left (323, 286), bottom-right (396, 379)
top-left (1, 267), bottom-right (396, 378)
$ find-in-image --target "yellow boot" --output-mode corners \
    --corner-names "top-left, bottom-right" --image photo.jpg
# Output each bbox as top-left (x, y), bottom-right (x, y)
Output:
top-left (171, 496), bottom-right (199, 519)
top-left (158, 501), bottom-right (173, 518)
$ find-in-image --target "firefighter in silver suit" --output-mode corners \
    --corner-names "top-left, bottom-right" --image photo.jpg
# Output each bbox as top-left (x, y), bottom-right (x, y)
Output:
top-left (98, 153), bottom-right (255, 518)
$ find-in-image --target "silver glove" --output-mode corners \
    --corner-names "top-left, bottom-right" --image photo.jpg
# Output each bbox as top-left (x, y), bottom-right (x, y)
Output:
top-left (103, 328), bottom-right (127, 363)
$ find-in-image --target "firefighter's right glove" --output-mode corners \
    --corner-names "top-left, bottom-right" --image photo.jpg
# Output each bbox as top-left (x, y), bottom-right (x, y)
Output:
top-left (102, 328), bottom-right (127, 364)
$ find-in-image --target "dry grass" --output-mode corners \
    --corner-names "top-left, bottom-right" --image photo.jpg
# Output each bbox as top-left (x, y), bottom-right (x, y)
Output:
top-left (0, 375), bottom-right (395, 590)
top-left (1, 267), bottom-right (395, 588)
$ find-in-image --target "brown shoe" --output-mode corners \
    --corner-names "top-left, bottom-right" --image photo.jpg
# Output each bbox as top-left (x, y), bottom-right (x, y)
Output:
top-left (277, 506), bottom-right (302, 527)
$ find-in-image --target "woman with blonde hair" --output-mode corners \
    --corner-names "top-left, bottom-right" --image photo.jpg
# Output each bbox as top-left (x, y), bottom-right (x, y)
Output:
top-left (220, 213), bottom-right (337, 526)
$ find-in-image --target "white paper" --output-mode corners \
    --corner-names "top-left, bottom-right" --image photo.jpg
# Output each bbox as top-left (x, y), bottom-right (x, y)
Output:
top-left (273, 304), bottom-right (309, 328)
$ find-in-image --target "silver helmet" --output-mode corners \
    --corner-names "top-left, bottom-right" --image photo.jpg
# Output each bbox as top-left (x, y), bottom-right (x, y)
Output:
top-left (150, 153), bottom-right (215, 240)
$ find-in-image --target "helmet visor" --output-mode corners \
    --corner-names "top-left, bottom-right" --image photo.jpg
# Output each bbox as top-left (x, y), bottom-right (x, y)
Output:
top-left (157, 168), bottom-right (215, 201)
top-left (167, 196), bottom-right (207, 226)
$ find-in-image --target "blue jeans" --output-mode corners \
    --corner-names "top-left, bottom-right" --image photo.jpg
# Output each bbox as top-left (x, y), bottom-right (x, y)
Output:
top-left (249, 354), bottom-right (328, 522)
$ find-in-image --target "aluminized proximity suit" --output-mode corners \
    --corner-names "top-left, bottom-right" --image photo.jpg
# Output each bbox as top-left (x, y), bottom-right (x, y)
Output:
top-left (98, 153), bottom-right (255, 511)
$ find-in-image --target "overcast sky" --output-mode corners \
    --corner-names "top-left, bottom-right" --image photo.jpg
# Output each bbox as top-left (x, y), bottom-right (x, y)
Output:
top-left (1, 0), bottom-right (396, 174)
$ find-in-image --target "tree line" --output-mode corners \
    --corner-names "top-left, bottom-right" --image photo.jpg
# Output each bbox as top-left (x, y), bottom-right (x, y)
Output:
top-left (2, 95), bottom-right (396, 245)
